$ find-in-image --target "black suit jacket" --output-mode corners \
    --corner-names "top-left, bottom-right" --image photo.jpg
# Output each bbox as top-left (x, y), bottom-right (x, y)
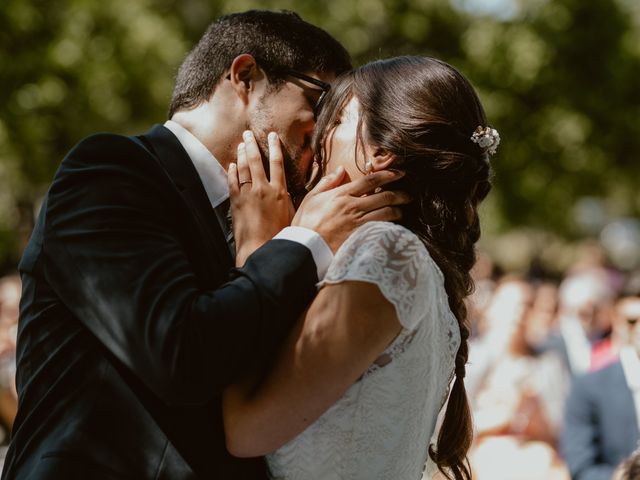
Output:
top-left (2, 125), bottom-right (318, 479)
top-left (560, 361), bottom-right (639, 480)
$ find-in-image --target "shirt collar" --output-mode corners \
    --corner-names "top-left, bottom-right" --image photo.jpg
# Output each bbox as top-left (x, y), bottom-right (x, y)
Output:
top-left (620, 346), bottom-right (640, 391)
top-left (164, 120), bottom-right (229, 208)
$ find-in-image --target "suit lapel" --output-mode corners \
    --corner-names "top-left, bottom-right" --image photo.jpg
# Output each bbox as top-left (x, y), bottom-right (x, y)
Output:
top-left (139, 124), bottom-right (233, 273)
top-left (609, 362), bottom-right (640, 444)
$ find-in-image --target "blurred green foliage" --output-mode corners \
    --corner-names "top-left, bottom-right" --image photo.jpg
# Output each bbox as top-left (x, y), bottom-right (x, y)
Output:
top-left (1, 0), bottom-right (639, 272)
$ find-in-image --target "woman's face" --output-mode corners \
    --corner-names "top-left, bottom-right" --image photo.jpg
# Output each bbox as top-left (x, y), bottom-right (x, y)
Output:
top-left (322, 97), bottom-right (370, 181)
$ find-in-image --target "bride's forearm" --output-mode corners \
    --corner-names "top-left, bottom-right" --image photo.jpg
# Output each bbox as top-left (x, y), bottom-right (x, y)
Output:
top-left (222, 382), bottom-right (270, 457)
top-left (221, 281), bottom-right (401, 458)
top-left (221, 322), bottom-right (304, 458)
top-left (222, 316), bottom-right (348, 457)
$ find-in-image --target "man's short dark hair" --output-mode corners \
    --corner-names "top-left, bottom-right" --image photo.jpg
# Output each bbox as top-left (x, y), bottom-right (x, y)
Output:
top-left (168, 10), bottom-right (352, 117)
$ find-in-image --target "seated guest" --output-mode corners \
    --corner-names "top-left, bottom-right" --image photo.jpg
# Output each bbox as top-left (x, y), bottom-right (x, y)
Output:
top-left (540, 270), bottom-right (616, 377)
top-left (525, 280), bottom-right (559, 349)
top-left (560, 295), bottom-right (640, 480)
top-left (0, 274), bottom-right (20, 470)
top-left (467, 277), bottom-right (569, 480)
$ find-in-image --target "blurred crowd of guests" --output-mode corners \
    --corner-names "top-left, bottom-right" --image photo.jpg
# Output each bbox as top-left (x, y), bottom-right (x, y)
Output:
top-left (0, 274), bottom-right (19, 468)
top-left (0, 239), bottom-right (639, 479)
top-left (466, 244), bottom-right (640, 480)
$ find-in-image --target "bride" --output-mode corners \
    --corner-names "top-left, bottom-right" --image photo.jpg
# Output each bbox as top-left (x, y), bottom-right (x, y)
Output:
top-left (223, 56), bottom-right (497, 480)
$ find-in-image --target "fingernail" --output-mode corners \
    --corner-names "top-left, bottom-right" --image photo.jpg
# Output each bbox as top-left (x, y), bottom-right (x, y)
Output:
top-left (268, 132), bottom-right (277, 142)
top-left (229, 163), bottom-right (236, 171)
top-left (237, 142), bottom-right (245, 150)
top-left (243, 131), bottom-right (252, 141)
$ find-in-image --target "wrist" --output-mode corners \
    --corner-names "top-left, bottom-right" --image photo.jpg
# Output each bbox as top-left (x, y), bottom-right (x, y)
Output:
top-left (274, 227), bottom-right (334, 279)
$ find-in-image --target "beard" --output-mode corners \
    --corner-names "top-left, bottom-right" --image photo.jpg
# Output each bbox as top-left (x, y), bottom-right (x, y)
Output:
top-left (248, 105), bottom-right (310, 199)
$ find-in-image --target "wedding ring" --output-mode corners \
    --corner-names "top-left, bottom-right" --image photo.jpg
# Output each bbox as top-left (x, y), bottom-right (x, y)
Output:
top-left (239, 180), bottom-right (252, 187)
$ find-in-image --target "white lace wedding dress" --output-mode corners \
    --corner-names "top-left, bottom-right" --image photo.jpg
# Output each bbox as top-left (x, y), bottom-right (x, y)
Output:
top-left (266, 221), bottom-right (461, 480)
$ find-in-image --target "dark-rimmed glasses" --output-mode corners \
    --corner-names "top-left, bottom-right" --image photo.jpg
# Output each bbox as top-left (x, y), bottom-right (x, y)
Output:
top-left (225, 68), bottom-right (331, 116)
top-left (284, 69), bottom-right (331, 116)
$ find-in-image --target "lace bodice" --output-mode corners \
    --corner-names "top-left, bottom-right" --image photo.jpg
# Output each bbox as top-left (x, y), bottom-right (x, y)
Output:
top-left (266, 221), bottom-right (460, 480)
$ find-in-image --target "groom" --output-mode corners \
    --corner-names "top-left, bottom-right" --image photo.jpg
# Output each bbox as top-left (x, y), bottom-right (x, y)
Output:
top-left (2, 10), bottom-right (406, 480)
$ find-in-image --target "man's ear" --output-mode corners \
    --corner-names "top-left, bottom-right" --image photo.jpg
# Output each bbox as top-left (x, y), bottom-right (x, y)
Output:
top-left (371, 147), bottom-right (397, 171)
top-left (226, 54), bottom-right (264, 104)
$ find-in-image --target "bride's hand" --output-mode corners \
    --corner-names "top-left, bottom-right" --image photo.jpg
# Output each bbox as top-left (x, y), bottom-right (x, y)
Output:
top-left (228, 130), bottom-right (294, 267)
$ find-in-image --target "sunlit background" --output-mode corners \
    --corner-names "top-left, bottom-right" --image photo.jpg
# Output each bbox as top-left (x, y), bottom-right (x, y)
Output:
top-left (1, 0), bottom-right (640, 477)
top-left (2, 0), bottom-right (640, 275)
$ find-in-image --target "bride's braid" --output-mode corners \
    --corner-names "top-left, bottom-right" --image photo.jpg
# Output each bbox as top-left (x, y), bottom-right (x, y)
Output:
top-left (356, 57), bottom-right (492, 480)
top-left (392, 130), bottom-right (490, 479)
top-left (413, 157), bottom-right (491, 480)
top-left (313, 56), bottom-right (494, 480)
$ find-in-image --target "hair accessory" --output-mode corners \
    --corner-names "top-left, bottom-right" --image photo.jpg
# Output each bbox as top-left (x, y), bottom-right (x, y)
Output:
top-left (470, 126), bottom-right (500, 156)
top-left (364, 160), bottom-right (374, 174)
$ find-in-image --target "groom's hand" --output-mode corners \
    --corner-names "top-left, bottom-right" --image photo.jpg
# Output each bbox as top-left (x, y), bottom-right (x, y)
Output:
top-left (292, 168), bottom-right (410, 253)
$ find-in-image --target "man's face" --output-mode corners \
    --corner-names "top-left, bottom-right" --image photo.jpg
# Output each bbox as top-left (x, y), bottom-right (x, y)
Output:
top-left (248, 70), bottom-right (335, 196)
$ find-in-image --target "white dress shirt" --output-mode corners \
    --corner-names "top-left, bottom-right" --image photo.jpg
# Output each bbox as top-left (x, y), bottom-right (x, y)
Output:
top-left (163, 120), bottom-right (332, 280)
top-left (620, 346), bottom-right (640, 433)
top-left (560, 314), bottom-right (592, 374)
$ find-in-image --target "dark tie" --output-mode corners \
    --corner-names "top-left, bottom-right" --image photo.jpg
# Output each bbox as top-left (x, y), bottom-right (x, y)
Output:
top-left (214, 198), bottom-right (235, 260)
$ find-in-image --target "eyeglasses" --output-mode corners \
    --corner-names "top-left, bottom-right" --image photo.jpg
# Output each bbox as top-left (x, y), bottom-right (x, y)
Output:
top-left (225, 68), bottom-right (331, 116)
top-left (284, 69), bottom-right (331, 116)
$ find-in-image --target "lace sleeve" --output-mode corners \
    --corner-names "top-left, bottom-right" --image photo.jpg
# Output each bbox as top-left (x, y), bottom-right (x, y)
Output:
top-left (318, 221), bottom-right (442, 331)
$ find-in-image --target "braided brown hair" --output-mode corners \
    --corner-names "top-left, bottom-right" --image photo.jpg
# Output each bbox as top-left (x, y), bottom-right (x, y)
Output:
top-left (313, 56), bottom-right (493, 480)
